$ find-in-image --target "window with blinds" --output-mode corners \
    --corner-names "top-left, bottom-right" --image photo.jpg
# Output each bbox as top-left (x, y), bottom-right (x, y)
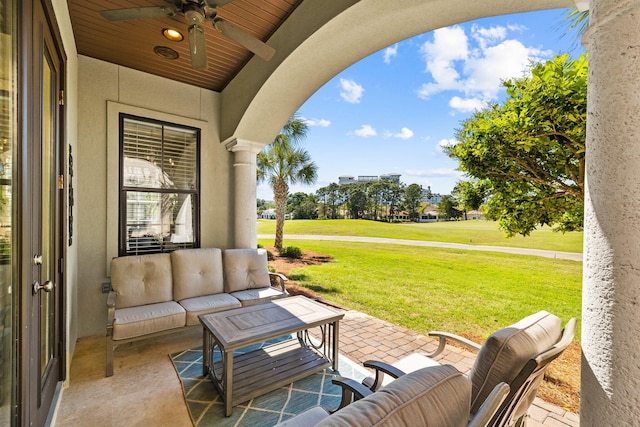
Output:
top-left (119, 114), bottom-right (200, 255)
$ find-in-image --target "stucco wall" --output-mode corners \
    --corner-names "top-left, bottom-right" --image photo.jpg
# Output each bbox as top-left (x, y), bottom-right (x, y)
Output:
top-left (76, 55), bottom-right (231, 337)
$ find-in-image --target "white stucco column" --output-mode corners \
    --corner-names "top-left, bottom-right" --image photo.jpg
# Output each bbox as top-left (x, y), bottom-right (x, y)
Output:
top-left (225, 138), bottom-right (264, 248)
top-left (581, 0), bottom-right (640, 424)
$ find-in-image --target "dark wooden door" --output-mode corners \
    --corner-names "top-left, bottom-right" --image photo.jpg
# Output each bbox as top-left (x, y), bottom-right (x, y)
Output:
top-left (23, 0), bottom-right (65, 424)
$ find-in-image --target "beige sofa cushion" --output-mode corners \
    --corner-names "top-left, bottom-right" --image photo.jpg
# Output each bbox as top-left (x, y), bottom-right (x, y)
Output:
top-left (171, 248), bottom-right (224, 301)
top-left (111, 253), bottom-right (173, 308)
top-left (223, 249), bottom-right (271, 293)
top-left (318, 364), bottom-right (470, 427)
top-left (179, 294), bottom-right (242, 325)
top-left (469, 311), bottom-right (561, 415)
top-left (112, 301), bottom-right (185, 340)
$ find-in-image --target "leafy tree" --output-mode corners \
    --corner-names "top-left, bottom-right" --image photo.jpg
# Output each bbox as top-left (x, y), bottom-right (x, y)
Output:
top-left (287, 192), bottom-right (318, 219)
top-left (347, 183), bottom-right (368, 219)
top-left (437, 195), bottom-right (462, 220)
top-left (446, 54), bottom-right (587, 236)
top-left (382, 182), bottom-right (405, 221)
top-left (316, 183), bottom-right (346, 219)
top-left (404, 184), bottom-right (423, 221)
top-left (451, 180), bottom-right (487, 220)
top-left (257, 115), bottom-right (318, 251)
top-left (368, 181), bottom-right (387, 221)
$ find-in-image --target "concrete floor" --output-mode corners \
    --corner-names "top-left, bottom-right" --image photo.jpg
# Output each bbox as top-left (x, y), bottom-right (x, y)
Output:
top-left (53, 305), bottom-right (579, 426)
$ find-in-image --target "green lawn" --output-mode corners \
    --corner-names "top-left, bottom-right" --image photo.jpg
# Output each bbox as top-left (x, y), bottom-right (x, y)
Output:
top-left (258, 219), bottom-right (583, 253)
top-left (257, 237), bottom-right (582, 341)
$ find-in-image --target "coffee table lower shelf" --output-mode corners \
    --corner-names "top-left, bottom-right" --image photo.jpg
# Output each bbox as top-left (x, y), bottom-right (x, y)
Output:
top-left (207, 338), bottom-right (332, 412)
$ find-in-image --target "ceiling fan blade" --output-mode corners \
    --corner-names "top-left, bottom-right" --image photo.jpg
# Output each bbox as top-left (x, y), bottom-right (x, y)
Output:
top-left (213, 19), bottom-right (275, 61)
top-left (99, 6), bottom-right (175, 22)
top-left (188, 25), bottom-right (208, 70)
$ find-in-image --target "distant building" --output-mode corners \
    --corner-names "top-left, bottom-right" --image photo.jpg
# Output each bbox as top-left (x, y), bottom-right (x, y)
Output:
top-left (260, 209), bottom-right (276, 219)
top-left (422, 186), bottom-right (443, 204)
top-left (338, 176), bottom-right (356, 185)
top-left (419, 205), bottom-right (439, 222)
top-left (380, 173), bottom-right (401, 182)
top-left (338, 173), bottom-right (401, 185)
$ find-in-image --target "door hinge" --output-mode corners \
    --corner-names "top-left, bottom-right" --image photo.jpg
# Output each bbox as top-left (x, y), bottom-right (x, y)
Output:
top-left (59, 89), bottom-right (65, 106)
top-left (58, 175), bottom-right (64, 189)
top-left (59, 258), bottom-right (64, 274)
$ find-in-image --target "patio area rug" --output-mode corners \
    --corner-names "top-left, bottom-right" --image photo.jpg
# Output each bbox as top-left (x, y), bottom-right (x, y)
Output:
top-left (170, 336), bottom-right (368, 427)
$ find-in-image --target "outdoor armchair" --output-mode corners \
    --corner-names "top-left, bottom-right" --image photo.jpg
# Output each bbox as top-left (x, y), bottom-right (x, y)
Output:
top-left (356, 311), bottom-right (576, 427)
top-left (276, 364), bottom-right (510, 427)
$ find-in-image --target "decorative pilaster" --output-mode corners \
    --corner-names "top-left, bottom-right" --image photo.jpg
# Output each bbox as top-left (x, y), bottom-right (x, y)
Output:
top-left (225, 138), bottom-right (265, 248)
top-left (581, 0), bottom-right (640, 424)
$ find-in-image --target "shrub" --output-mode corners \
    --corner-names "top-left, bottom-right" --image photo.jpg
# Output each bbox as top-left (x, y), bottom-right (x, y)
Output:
top-left (280, 246), bottom-right (303, 259)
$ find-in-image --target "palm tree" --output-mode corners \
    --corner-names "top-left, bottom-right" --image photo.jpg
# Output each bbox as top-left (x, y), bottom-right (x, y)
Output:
top-left (257, 115), bottom-right (318, 251)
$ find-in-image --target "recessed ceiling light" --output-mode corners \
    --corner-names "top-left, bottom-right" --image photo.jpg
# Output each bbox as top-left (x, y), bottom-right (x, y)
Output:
top-left (162, 28), bottom-right (184, 42)
top-left (154, 46), bottom-right (179, 60)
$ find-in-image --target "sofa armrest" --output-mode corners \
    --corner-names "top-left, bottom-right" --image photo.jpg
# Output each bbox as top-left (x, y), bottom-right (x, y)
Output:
top-left (331, 375), bottom-right (373, 411)
top-left (106, 290), bottom-right (117, 377)
top-left (106, 290), bottom-right (116, 332)
top-left (363, 360), bottom-right (407, 391)
top-left (425, 331), bottom-right (482, 358)
top-left (268, 272), bottom-right (288, 292)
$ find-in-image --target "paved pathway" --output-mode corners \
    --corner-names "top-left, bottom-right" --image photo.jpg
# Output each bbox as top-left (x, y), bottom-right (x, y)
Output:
top-left (257, 234), bottom-right (583, 261)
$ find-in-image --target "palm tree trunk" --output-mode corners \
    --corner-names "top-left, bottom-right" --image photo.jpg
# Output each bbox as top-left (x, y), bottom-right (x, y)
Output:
top-left (273, 179), bottom-right (289, 252)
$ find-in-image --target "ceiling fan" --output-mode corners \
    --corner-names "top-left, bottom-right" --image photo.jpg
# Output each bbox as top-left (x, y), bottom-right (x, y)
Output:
top-left (99, 0), bottom-right (276, 70)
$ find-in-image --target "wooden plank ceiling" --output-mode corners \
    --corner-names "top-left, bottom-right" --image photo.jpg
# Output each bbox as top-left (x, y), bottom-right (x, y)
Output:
top-left (67, 0), bottom-right (301, 91)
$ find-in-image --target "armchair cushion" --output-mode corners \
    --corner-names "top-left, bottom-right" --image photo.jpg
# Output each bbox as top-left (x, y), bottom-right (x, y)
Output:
top-left (469, 310), bottom-right (561, 414)
top-left (110, 253), bottom-right (173, 308)
top-left (319, 365), bottom-right (471, 427)
top-left (223, 249), bottom-right (271, 293)
top-left (171, 248), bottom-right (224, 300)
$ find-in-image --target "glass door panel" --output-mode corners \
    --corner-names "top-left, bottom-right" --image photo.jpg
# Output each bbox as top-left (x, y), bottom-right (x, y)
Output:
top-left (39, 50), bottom-right (55, 381)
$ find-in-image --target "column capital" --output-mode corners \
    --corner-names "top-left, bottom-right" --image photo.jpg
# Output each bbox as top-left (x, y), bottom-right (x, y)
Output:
top-left (223, 137), bottom-right (266, 154)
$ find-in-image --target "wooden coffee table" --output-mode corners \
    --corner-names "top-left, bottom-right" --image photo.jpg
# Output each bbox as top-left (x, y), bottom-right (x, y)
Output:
top-left (198, 296), bottom-right (344, 416)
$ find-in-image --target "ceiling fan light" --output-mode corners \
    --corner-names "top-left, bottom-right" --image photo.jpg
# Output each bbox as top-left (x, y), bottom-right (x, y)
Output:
top-left (162, 28), bottom-right (184, 42)
top-left (153, 46), bottom-right (179, 60)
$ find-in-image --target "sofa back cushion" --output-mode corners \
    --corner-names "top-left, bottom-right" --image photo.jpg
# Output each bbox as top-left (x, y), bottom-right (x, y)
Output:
top-left (318, 364), bottom-right (470, 427)
top-left (111, 253), bottom-right (173, 308)
top-left (223, 249), bottom-right (271, 293)
top-left (469, 311), bottom-right (562, 415)
top-left (171, 248), bottom-right (224, 301)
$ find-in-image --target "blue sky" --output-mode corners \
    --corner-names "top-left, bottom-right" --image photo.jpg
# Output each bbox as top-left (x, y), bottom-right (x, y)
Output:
top-left (257, 8), bottom-right (585, 201)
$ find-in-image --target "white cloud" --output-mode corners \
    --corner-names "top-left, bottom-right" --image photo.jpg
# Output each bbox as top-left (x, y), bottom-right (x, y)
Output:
top-left (417, 23), bottom-right (554, 105)
top-left (463, 39), bottom-right (550, 99)
top-left (352, 124), bottom-right (377, 138)
top-left (339, 78), bottom-right (364, 103)
top-left (383, 44), bottom-right (398, 64)
top-left (436, 138), bottom-right (458, 153)
top-left (417, 26), bottom-right (469, 99)
top-left (448, 96), bottom-right (484, 113)
top-left (471, 24), bottom-right (507, 49)
top-left (507, 23), bottom-right (527, 33)
top-left (301, 117), bottom-right (331, 127)
top-left (384, 127), bottom-right (414, 140)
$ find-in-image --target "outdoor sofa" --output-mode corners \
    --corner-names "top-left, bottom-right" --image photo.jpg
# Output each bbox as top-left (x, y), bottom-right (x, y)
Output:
top-left (105, 247), bottom-right (288, 376)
